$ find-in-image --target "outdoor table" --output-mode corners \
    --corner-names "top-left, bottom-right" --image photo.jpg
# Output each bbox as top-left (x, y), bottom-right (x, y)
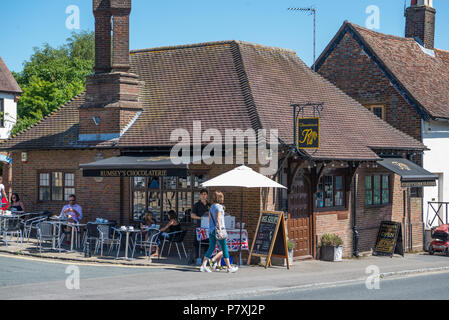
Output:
top-left (60, 221), bottom-right (86, 252)
top-left (116, 228), bottom-right (142, 260)
top-left (195, 228), bottom-right (249, 257)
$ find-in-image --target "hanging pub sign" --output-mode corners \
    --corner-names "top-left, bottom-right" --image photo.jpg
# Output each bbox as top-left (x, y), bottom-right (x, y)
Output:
top-left (292, 102), bottom-right (323, 151)
top-left (373, 221), bottom-right (404, 257)
top-left (297, 117), bottom-right (320, 149)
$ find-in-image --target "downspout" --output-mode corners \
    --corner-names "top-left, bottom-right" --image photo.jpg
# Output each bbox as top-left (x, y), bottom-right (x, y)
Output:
top-left (352, 172), bottom-right (359, 258)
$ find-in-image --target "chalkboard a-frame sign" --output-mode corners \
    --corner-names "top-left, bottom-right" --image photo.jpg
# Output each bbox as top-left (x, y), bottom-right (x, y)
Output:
top-left (248, 211), bottom-right (289, 269)
top-left (373, 221), bottom-right (404, 257)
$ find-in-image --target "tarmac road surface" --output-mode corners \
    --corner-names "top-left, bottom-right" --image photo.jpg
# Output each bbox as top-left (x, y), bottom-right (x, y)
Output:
top-left (1, 253), bottom-right (449, 300)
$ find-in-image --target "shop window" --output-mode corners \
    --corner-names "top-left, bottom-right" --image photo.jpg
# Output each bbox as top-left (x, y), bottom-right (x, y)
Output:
top-left (131, 173), bottom-right (208, 223)
top-left (316, 175), bottom-right (345, 209)
top-left (365, 174), bottom-right (390, 206)
top-left (410, 187), bottom-right (422, 198)
top-left (39, 172), bottom-right (76, 201)
top-left (364, 105), bottom-right (385, 120)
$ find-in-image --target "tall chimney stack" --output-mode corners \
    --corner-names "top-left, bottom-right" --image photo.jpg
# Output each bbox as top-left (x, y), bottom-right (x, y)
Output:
top-left (405, 0), bottom-right (436, 50)
top-left (79, 0), bottom-right (143, 142)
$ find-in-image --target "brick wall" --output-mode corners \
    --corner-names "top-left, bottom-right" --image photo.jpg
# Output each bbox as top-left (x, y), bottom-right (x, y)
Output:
top-left (9, 149), bottom-right (123, 224)
top-left (355, 166), bottom-right (423, 254)
top-left (311, 165), bottom-right (423, 258)
top-left (317, 32), bottom-right (423, 143)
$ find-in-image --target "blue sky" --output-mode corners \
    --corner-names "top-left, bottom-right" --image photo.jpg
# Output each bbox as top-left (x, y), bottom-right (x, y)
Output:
top-left (1, 0), bottom-right (448, 72)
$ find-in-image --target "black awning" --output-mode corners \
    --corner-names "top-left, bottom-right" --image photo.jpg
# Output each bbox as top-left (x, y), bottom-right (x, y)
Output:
top-left (80, 156), bottom-right (200, 177)
top-left (377, 158), bottom-right (438, 188)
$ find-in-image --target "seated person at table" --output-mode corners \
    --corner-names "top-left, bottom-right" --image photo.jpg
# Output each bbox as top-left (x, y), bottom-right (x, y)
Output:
top-left (59, 194), bottom-right (83, 244)
top-left (9, 193), bottom-right (25, 213)
top-left (151, 210), bottom-right (181, 258)
top-left (140, 211), bottom-right (157, 240)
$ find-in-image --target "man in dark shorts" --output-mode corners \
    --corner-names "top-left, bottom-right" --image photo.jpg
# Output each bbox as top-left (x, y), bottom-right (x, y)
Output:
top-left (191, 189), bottom-right (210, 264)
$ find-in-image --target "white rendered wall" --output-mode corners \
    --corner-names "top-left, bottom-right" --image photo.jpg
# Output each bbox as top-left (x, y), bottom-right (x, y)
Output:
top-left (0, 92), bottom-right (17, 140)
top-left (423, 119), bottom-right (449, 227)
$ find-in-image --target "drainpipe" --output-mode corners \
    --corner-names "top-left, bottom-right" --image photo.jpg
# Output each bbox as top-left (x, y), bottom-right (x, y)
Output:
top-left (352, 173), bottom-right (359, 258)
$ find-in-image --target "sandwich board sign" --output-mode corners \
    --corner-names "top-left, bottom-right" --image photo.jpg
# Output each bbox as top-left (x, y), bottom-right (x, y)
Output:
top-left (248, 211), bottom-right (289, 269)
top-left (373, 221), bottom-right (404, 257)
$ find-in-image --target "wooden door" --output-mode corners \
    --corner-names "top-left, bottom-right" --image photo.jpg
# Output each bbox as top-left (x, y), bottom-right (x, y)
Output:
top-left (288, 173), bottom-right (312, 257)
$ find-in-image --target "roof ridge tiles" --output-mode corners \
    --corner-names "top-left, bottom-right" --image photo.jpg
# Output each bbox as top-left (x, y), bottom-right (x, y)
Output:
top-left (130, 40), bottom-right (296, 55)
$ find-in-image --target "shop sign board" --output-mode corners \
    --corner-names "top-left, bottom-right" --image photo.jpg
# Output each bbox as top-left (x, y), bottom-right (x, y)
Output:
top-left (373, 221), bottom-right (404, 257)
top-left (296, 117), bottom-right (320, 149)
top-left (248, 211), bottom-right (289, 269)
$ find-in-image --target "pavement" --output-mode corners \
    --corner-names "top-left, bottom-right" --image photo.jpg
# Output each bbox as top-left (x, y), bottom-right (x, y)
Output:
top-left (0, 238), bottom-right (195, 268)
top-left (1, 238), bottom-right (449, 299)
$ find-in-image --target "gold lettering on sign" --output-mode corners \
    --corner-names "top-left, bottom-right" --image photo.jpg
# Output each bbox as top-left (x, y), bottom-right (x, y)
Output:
top-left (299, 129), bottom-right (318, 146)
top-left (100, 169), bottom-right (168, 177)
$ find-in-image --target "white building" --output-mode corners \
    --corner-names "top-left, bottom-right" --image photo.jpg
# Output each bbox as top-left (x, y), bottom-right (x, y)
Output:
top-left (0, 56), bottom-right (21, 141)
top-left (423, 120), bottom-right (449, 227)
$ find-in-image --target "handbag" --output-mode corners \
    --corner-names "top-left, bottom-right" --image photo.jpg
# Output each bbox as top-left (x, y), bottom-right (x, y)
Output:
top-left (209, 206), bottom-right (228, 241)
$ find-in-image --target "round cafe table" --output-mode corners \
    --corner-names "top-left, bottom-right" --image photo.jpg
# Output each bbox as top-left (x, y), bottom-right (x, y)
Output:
top-left (116, 228), bottom-right (141, 260)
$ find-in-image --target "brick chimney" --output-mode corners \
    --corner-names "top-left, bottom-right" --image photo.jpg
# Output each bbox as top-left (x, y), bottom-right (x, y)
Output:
top-left (79, 0), bottom-right (143, 142)
top-left (405, 0), bottom-right (436, 50)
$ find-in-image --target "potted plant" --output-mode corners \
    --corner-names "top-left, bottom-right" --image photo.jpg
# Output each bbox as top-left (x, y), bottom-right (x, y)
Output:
top-left (319, 233), bottom-right (343, 262)
top-left (286, 240), bottom-right (296, 266)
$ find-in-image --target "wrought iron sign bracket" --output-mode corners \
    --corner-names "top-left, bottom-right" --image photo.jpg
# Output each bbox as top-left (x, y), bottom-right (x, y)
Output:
top-left (291, 102), bottom-right (324, 118)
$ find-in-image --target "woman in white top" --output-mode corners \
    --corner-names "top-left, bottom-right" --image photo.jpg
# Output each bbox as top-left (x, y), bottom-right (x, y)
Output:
top-left (200, 191), bottom-right (238, 273)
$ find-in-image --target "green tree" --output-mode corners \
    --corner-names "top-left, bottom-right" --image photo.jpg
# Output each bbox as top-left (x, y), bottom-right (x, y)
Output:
top-left (11, 30), bottom-right (94, 136)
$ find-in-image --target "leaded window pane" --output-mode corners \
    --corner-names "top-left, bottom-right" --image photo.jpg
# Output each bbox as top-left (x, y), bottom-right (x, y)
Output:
top-left (324, 176), bottom-right (334, 207)
top-left (52, 172), bottom-right (63, 201)
top-left (148, 191), bottom-right (161, 222)
top-left (373, 175), bottom-right (381, 205)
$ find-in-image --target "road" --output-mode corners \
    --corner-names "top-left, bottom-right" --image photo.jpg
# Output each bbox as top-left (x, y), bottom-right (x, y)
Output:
top-left (243, 271), bottom-right (449, 300)
top-left (2, 253), bottom-right (449, 300)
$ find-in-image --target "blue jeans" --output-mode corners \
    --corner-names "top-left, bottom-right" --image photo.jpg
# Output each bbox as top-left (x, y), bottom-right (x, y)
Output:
top-left (205, 230), bottom-right (229, 259)
top-left (156, 232), bottom-right (171, 248)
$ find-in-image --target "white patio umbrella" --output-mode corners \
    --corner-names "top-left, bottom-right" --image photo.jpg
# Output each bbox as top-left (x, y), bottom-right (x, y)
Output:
top-left (201, 165), bottom-right (287, 266)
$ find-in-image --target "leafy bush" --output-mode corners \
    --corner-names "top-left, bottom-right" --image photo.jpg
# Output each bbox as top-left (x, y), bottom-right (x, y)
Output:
top-left (287, 240), bottom-right (296, 251)
top-left (11, 30), bottom-right (94, 136)
top-left (320, 233), bottom-right (343, 247)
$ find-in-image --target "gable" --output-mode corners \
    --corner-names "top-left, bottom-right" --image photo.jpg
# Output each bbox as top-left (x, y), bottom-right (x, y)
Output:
top-left (316, 22), bottom-right (449, 120)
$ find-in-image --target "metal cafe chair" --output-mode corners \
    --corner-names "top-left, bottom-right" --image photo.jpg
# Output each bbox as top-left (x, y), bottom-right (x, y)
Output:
top-left (98, 224), bottom-right (122, 257)
top-left (2, 216), bottom-right (23, 248)
top-left (133, 228), bottom-right (160, 260)
top-left (24, 216), bottom-right (47, 241)
top-left (83, 223), bottom-right (100, 256)
top-left (160, 230), bottom-right (188, 261)
top-left (36, 221), bottom-right (58, 253)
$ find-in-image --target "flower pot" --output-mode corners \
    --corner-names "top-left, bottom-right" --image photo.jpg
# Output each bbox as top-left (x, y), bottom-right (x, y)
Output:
top-left (283, 249), bottom-right (294, 267)
top-left (320, 245), bottom-right (343, 262)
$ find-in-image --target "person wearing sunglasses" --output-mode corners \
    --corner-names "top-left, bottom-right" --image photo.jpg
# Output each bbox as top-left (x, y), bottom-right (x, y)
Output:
top-left (59, 194), bottom-right (83, 244)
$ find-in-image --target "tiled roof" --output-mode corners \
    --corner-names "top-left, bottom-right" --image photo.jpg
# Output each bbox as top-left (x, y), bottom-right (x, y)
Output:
top-left (318, 22), bottom-right (449, 119)
top-left (0, 56), bottom-right (22, 94)
top-left (1, 40), bottom-right (425, 159)
top-left (0, 92), bottom-right (116, 150)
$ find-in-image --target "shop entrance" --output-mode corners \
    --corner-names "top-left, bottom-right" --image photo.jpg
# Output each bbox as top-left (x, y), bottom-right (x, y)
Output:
top-left (288, 173), bottom-right (313, 258)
